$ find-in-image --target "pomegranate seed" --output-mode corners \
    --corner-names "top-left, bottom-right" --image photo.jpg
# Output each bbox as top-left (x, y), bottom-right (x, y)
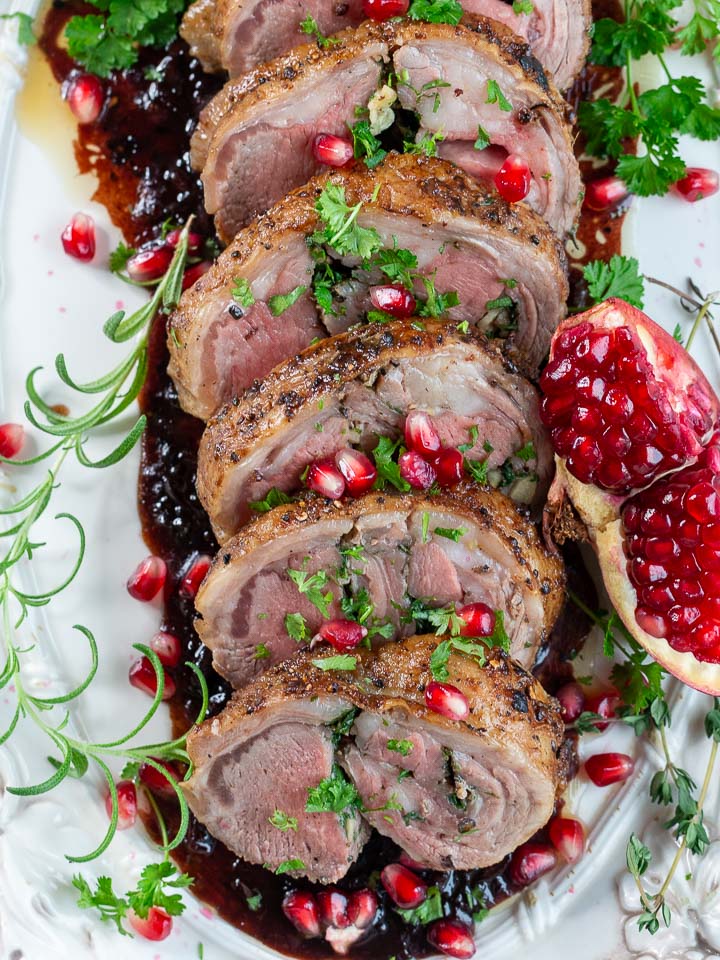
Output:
top-left (398, 850), bottom-right (426, 871)
top-left (509, 843), bottom-right (558, 887)
top-left (405, 411), bottom-right (442, 457)
top-left (182, 260), bottom-right (212, 291)
top-left (165, 228), bottom-right (204, 255)
top-left (362, 0), bottom-right (410, 19)
top-left (65, 73), bottom-right (104, 124)
top-left (549, 816), bottom-right (585, 863)
top-left (307, 458), bottom-right (346, 499)
top-left (399, 450), bottom-right (436, 490)
top-left (317, 619), bottom-right (367, 651)
top-left (138, 759), bottom-right (181, 796)
top-left (494, 154), bottom-right (531, 203)
top-left (425, 681), bottom-right (470, 720)
top-left (0, 423), bottom-right (24, 459)
top-left (180, 554), bottom-right (212, 599)
top-left (380, 863), bottom-right (427, 909)
top-left (555, 681), bottom-right (585, 723)
top-left (585, 752), bottom-right (635, 786)
top-left (433, 447), bottom-right (464, 487)
top-left (104, 779), bottom-right (138, 830)
top-left (369, 284), bottom-right (416, 318)
top-left (671, 167), bottom-right (719, 203)
top-left (347, 889), bottom-right (378, 929)
top-left (335, 448), bottom-right (377, 496)
top-left (313, 133), bottom-right (354, 168)
top-left (585, 688), bottom-right (620, 731)
top-left (61, 212), bottom-right (95, 262)
top-left (128, 907), bottom-right (173, 941)
top-left (283, 890), bottom-right (321, 938)
top-left (149, 631), bottom-right (182, 667)
top-left (126, 245), bottom-right (174, 283)
top-left (583, 175), bottom-right (629, 212)
top-left (129, 656), bottom-right (176, 701)
top-left (457, 602), bottom-right (495, 637)
top-left (427, 919), bottom-right (476, 959)
top-left (317, 889), bottom-right (350, 928)
top-left (127, 555), bottom-right (167, 601)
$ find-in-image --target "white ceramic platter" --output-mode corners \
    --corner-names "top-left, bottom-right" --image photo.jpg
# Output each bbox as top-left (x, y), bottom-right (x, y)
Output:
top-left (0, 5), bottom-right (720, 959)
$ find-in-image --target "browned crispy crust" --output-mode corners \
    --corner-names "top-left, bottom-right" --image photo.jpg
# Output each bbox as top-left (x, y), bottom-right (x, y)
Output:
top-left (202, 483), bottom-right (566, 646)
top-left (168, 152), bottom-right (568, 410)
top-left (192, 15), bottom-right (571, 172)
top-left (197, 319), bottom-right (537, 520)
top-left (186, 633), bottom-right (568, 794)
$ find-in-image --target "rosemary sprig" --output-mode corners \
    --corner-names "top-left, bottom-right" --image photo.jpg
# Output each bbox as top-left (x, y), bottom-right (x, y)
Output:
top-left (0, 220), bottom-right (207, 865)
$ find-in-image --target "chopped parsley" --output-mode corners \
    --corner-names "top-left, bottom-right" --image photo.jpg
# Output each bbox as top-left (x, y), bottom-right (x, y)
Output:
top-left (249, 487), bottom-right (293, 513)
top-left (1, 11), bottom-right (35, 45)
top-left (434, 526), bottom-right (466, 542)
top-left (515, 441), bottom-right (536, 462)
top-left (429, 611), bottom-right (511, 680)
top-left (273, 859), bottom-right (305, 875)
top-left (232, 277), bottom-right (255, 307)
top-left (254, 643), bottom-right (270, 660)
top-left (269, 809), bottom-right (298, 832)
top-left (396, 885), bottom-right (444, 924)
top-left (407, 598), bottom-right (465, 637)
top-left (407, 0), bottom-right (463, 24)
top-left (583, 255), bottom-right (645, 309)
top-left (485, 295), bottom-right (514, 311)
top-left (299, 13), bottom-right (340, 48)
top-left (486, 79), bottom-right (512, 112)
top-left (464, 457), bottom-right (489, 484)
top-left (372, 436), bottom-right (411, 492)
top-left (306, 765), bottom-right (361, 820)
top-left (108, 241), bottom-right (136, 274)
top-left (311, 183), bottom-right (382, 260)
top-left (285, 612), bottom-right (309, 642)
top-left (387, 739), bottom-right (414, 756)
top-left (246, 892), bottom-right (263, 912)
top-left (311, 654), bottom-right (358, 671)
top-left (404, 129), bottom-right (445, 157)
top-left (512, 0), bottom-right (534, 11)
top-left (287, 566), bottom-right (334, 617)
top-left (474, 125), bottom-right (491, 150)
top-left (416, 276), bottom-right (460, 318)
top-left (350, 120), bottom-right (388, 169)
top-left (267, 285), bottom-right (307, 316)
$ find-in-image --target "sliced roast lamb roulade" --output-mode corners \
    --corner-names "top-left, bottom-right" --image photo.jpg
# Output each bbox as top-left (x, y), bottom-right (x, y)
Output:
top-left (181, 0), bottom-right (589, 90)
top-left (182, 635), bottom-right (566, 880)
top-left (194, 485), bottom-right (565, 688)
top-left (168, 153), bottom-right (568, 420)
top-left (196, 320), bottom-right (553, 541)
top-left (192, 18), bottom-right (581, 240)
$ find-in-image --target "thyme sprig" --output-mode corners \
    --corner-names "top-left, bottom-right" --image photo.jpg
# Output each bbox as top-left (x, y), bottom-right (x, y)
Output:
top-left (0, 221), bottom-right (208, 865)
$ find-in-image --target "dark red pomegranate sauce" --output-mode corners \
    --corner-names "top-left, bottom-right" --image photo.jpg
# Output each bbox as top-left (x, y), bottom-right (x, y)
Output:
top-left (38, 1), bottom-right (615, 954)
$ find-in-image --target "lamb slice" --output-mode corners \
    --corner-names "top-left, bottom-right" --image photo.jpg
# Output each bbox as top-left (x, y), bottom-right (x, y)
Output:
top-left (182, 0), bottom-right (588, 89)
top-left (181, 0), bottom-right (365, 77)
top-left (191, 30), bottom-right (389, 242)
top-left (339, 634), bottom-right (565, 870)
top-left (168, 153), bottom-right (568, 420)
top-left (193, 19), bottom-right (580, 240)
top-left (182, 690), bottom-right (368, 883)
top-left (195, 485), bottom-right (565, 688)
top-left (183, 634), bottom-right (566, 877)
top-left (391, 17), bottom-right (581, 236)
top-left (196, 320), bottom-right (553, 541)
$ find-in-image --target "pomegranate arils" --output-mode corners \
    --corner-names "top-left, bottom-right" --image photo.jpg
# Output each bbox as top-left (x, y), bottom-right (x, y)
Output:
top-left (585, 752), bottom-right (635, 787)
top-left (307, 459), bottom-right (346, 499)
top-left (335, 448), bottom-right (377, 496)
top-left (283, 891), bottom-right (321, 937)
top-left (317, 618), bottom-right (367, 651)
top-left (425, 681), bottom-right (470, 720)
top-left (541, 319), bottom-right (714, 494)
top-left (555, 681), bottom-right (585, 723)
top-left (65, 73), bottom-right (104, 124)
top-left (399, 450), bottom-right (436, 490)
top-left (129, 656), bottom-right (176, 701)
top-left (583, 175), bottom-right (629, 212)
top-left (509, 842), bottom-right (557, 886)
top-left (671, 166), bottom-right (719, 202)
top-left (433, 447), bottom-right (464, 487)
top-left (457, 602), bottom-right (495, 637)
top-left (427, 918), bottom-right (476, 959)
top-left (317, 890), bottom-right (350, 929)
top-left (139, 759), bottom-right (181, 796)
top-left (104, 779), bottom-right (137, 830)
top-left (623, 442), bottom-right (720, 663)
top-left (380, 863), bottom-right (427, 909)
top-left (370, 284), bottom-right (416, 318)
top-left (362, 0), bottom-right (410, 19)
top-left (0, 423), bottom-right (24, 459)
top-left (165, 227), bottom-right (204, 254)
top-left (61, 212), bottom-right (96, 262)
top-left (494, 154), bottom-right (531, 203)
top-left (129, 907), bottom-right (173, 941)
top-left (347, 889), bottom-right (377, 928)
top-left (548, 816), bottom-right (585, 864)
top-left (404, 411), bottom-right (442, 457)
top-left (149, 631), bottom-right (182, 667)
top-left (180, 554), bottom-right (212, 598)
top-left (585, 689), bottom-right (619, 731)
top-left (127, 555), bottom-right (166, 601)
top-left (313, 133), bottom-right (354, 168)
top-left (126, 245), bottom-right (174, 283)
top-left (182, 260), bottom-right (212, 290)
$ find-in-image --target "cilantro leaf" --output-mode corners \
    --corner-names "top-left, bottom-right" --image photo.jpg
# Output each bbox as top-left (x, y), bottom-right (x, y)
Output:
top-left (109, 241), bottom-right (137, 274)
top-left (127, 862), bottom-right (193, 920)
top-left (374, 242), bottom-right (418, 288)
top-left (267, 285), bottom-right (306, 316)
top-left (583, 255), bottom-right (645, 308)
top-left (73, 874), bottom-right (130, 935)
top-left (65, 16), bottom-right (136, 77)
top-left (311, 183), bottom-right (382, 260)
top-left (407, 0), bottom-right (463, 24)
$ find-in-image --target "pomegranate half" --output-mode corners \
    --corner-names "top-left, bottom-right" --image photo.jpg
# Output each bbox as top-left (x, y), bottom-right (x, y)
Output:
top-left (542, 298), bottom-right (720, 694)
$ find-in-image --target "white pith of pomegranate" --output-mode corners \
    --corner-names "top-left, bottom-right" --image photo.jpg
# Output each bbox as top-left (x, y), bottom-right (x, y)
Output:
top-left (540, 299), bottom-right (719, 494)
